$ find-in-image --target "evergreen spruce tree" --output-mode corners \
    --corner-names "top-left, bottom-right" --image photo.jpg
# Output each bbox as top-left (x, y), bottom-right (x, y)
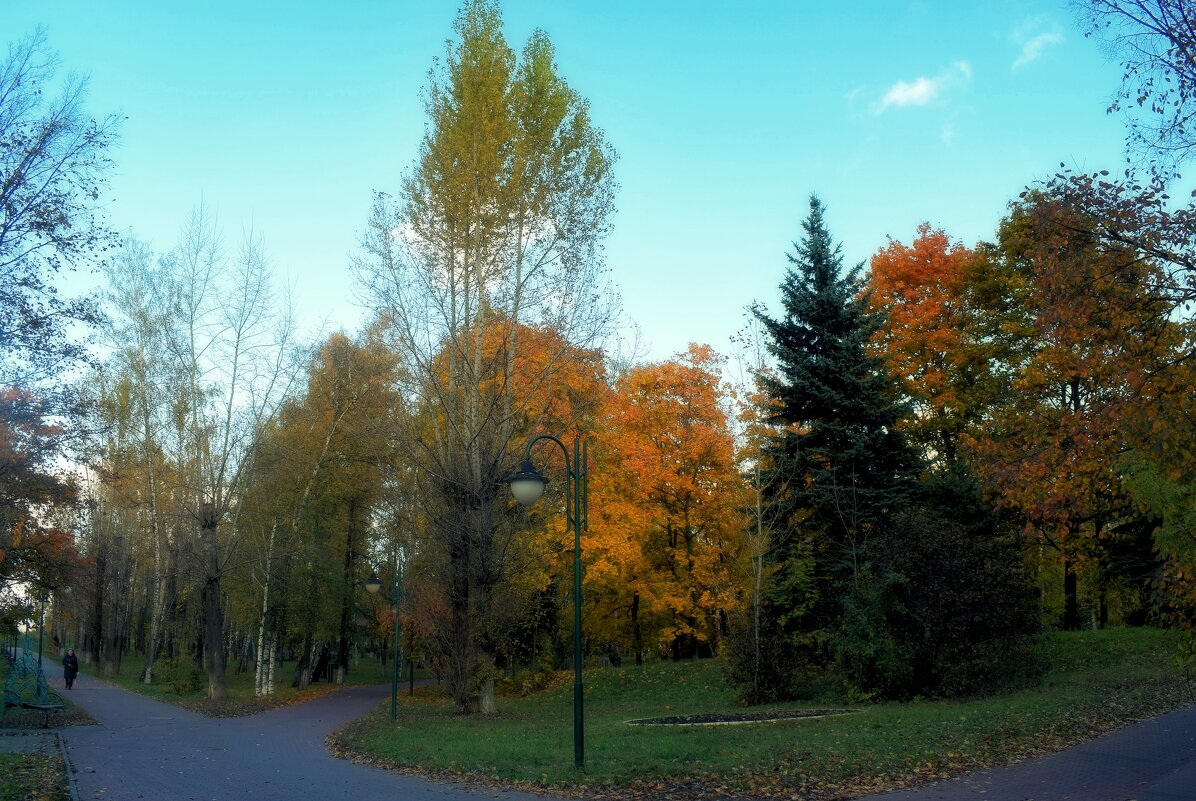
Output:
top-left (740, 195), bottom-right (922, 699)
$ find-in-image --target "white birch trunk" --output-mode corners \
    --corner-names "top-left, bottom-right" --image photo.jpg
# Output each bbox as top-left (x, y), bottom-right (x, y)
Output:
top-left (254, 520), bottom-right (277, 696)
top-left (265, 637), bottom-right (276, 695)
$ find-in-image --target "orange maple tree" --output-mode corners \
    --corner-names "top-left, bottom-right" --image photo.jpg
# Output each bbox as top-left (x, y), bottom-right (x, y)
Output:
top-left (588, 344), bottom-right (747, 662)
top-left (867, 223), bottom-right (976, 467)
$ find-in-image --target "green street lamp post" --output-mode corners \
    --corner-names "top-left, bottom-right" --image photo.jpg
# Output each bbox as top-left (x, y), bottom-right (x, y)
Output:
top-left (36, 592), bottom-right (48, 667)
top-left (507, 434), bottom-right (588, 770)
top-left (366, 565), bottom-right (402, 721)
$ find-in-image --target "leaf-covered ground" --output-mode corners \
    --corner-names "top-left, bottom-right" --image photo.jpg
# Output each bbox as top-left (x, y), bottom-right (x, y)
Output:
top-left (0, 752), bottom-right (70, 801)
top-left (0, 704), bottom-right (94, 729)
top-left (327, 628), bottom-right (1196, 801)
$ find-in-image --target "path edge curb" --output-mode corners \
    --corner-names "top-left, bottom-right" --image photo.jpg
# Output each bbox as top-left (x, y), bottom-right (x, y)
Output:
top-left (55, 730), bottom-right (80, 801)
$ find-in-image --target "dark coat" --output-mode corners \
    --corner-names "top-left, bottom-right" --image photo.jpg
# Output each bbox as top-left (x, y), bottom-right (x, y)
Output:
top-left (63, 653), bottom-right (79, 679)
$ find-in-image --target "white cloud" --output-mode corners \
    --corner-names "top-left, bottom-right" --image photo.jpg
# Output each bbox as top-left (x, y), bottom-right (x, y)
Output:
top-left (882, 76), bottom-right (938, 109)
top-left (1013, 32), bottom-right (1062, 69)
top-left (941, 122), bottom-right (956, 145)
top-left (874, 61), bottom-right (972, 114)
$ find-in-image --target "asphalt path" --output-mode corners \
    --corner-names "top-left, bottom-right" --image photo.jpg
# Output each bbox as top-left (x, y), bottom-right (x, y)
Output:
top-left (859, 701), bottom-right (1196, 801)
top-left (46, 670), bottom-right (554, 801)
top-left (36, 659), bottom-right (1196, 801)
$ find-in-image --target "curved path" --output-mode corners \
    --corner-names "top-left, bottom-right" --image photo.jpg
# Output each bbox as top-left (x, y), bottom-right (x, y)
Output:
top-left (860, 702), bottom-right (1196, 801)
top-left (47, 671), bottom-right (552, 801)
top-left (40, 664), bottom-right (1196, 801)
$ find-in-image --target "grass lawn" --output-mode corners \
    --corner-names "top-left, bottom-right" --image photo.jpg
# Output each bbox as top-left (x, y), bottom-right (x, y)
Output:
top-left (0, 751), bottom-right (70, 801)
top-left (84, 654), bottom-right (427, 717)
top-left (328, 628), bottom-right (1196, 800)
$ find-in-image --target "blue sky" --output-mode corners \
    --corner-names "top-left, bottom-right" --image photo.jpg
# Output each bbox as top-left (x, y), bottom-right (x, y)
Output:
top-left (7, 1), bottom-right (1128, 362)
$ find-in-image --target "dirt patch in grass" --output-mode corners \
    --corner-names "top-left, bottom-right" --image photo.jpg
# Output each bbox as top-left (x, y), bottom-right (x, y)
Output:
top-left (1, 704), bottom-right (95, 729)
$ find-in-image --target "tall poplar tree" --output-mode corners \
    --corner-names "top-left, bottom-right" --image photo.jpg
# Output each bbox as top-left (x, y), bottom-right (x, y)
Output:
top-left (356, 0), bottom-right (617, 713)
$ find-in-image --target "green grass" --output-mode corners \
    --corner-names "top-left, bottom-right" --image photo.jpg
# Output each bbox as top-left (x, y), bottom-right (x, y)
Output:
top-left (329, 628), bottom-right (1195, 800)
top-left (0, 752), bottom-right (70, 801)
top-left (86, 656), bottom-right (429, 717)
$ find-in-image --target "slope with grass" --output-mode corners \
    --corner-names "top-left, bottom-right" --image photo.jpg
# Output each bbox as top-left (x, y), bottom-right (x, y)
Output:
top-left (329, 628), bottom-right (1195, 800)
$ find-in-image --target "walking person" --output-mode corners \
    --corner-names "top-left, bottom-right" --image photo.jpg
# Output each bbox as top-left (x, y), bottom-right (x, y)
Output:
top-left (63, 649), bottom-right (79, 689)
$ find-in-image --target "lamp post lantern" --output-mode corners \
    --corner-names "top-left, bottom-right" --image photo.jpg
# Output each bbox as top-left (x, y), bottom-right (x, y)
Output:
top-left (366, 565), bottom-right (402, 721)
top-left (507, 434), bottom-right (587, 770)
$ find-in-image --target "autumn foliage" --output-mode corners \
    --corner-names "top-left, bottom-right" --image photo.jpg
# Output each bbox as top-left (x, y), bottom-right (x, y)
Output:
top-left (868, 223), bottom-right (975, 466)
top-left (11, 1), bottom-right (1196, 725)
top-left (589, 344), bottom-right (746, 662)
top-left (0, 389), bottom-right (80, 611)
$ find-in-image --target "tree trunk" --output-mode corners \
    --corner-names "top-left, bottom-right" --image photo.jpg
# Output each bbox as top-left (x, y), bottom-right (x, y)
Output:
top-left (201, 573), bottom-right (227, 699)
top-left (292, 632), bottom-right (313, 689)
top-left (631, 591), bottom-right (643, 666)
top-left (200, 508), bottom-right (228, 700)
top-left (447, 521), bottom-right (475, 712)
top-left (1062, 556), bottom-right (1079, 631)
top-left (478, 674), bottom-right (497, 715)
top-left (254, 521), bottom-right (276, 696)
top-left (311, 643), bottom-right (331, 683)
top-left (91, 541), bottom-right (106, 667)
top-left (336, 499), bottom-right (358, 685)
top-left (142, 548), bottom-right (169, 683)
top-left (101, 535), bottom-right (125, 677)
top-left (140, 397), bottom-right (168, 685)
top-left (265, 636), bottom-right (276, 695)
top-left (752, 475), bottom-right (765, 697)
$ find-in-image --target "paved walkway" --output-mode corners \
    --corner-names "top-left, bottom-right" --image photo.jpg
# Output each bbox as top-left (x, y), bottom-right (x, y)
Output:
top-left (35, 663), bottom-right (1196, 801)
top-left (46, 670), bottom-right (551, 801)
top-left (860, 702), bottom-right (1196, 801)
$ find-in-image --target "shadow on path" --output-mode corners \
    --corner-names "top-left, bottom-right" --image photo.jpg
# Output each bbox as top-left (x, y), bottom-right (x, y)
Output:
top-left (47, 671), bottom-right (551, 801)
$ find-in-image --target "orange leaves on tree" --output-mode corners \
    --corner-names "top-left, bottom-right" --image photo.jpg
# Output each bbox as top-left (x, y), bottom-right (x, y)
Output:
top-left (0, 388), bottom-right (81, 589)
top-left (962, 192), bottom-right (1181, 555)
top-left (867, 223), bottom-right (974, 465)
top-left (589, 344), bottom-right (747, 657)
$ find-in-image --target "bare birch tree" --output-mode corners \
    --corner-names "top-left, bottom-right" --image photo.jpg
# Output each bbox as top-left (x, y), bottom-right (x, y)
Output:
top-left (153, 208), bottom-right (299, 699)
top-left (100, 238), bottom-right (176, 683)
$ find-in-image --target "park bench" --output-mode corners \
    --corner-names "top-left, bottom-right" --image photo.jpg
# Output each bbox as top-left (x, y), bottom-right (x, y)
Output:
top-left (1, 652), bottom-right (65, 726)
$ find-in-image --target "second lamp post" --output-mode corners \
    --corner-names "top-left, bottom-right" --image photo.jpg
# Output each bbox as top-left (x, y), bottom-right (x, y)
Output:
top-left (507, 434), bottom-right (588, 770)
top-left (365, 563), bottom-right (402, 721)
